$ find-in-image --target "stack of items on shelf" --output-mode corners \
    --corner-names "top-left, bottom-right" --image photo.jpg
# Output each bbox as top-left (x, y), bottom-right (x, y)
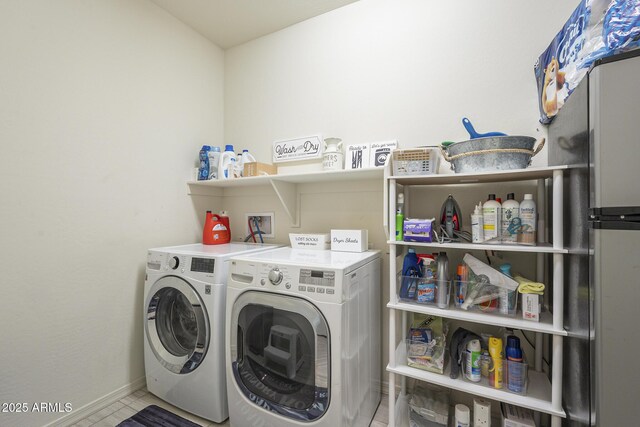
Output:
top-left (450, 328), bottom-right (528, 395)
top-left (405, 381), bottom-right (535, 426)
top-left (398, 250), bottom-right (545, 322)
top-left (198, 144), bottom-right (275, 180)
top-left (396, 192), bottom-right (538, 246)
top-left (472, 193), bottom-right (537, 246)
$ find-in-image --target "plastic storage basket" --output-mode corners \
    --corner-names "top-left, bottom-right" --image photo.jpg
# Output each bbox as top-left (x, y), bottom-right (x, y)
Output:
top-left (392, 148), bottom-right (440, 176)
top-left (398, 274), bottom-right (450, 309)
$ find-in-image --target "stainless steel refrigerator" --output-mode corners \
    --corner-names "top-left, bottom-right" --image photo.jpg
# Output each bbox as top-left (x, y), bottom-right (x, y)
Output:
top-left (549, 50), bottom-right (640, 426)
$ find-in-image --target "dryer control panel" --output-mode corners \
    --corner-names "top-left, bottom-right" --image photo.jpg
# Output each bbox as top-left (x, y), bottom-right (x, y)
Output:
top-left (229, 260), bottom-right (344, 303)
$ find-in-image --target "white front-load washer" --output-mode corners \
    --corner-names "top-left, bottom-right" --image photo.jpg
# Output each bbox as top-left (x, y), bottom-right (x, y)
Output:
top-left (225, 247), bottom-right (381, 427)
top-left (144, 243), bottom-right (280, 423)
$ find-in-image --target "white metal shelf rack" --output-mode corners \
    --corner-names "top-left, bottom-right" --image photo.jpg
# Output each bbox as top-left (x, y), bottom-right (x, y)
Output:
top-left (384, 165), bottom-right (568, 427)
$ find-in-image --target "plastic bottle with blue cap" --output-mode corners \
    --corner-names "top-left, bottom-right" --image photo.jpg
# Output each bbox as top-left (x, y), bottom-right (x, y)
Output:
top-left (219, 144), bottom-right (236, 180)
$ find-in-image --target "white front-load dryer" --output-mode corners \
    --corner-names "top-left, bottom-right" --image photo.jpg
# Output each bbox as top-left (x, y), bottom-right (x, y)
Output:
top-left (144, 243), bottom-right (280, 423)
top-left (225, 247), bottom-right (381, 427)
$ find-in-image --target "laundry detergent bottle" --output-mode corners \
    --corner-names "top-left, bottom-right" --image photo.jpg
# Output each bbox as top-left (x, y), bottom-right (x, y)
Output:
top-left (219, 144), bottom-right (236, 180)
top-left (399, 249), bottom-right (421, 299)
top-left (203, 211), bottom-right (230, 245)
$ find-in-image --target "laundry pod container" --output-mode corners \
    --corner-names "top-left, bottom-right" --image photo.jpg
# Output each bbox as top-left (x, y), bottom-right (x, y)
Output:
top-left (441, 137), bottom-right (545, 173)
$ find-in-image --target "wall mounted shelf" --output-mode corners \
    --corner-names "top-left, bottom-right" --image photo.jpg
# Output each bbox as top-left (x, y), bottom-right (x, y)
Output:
top-left (187, 167), bottom-right (384, 226)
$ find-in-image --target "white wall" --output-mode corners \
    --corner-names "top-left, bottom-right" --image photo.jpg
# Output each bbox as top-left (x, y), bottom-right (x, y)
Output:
top-left (225, 0), bottom-right (578, 163)
top-left (223, 0), bottom-right (578, 386)
top-left (0, 1), bottom-right (224, 426)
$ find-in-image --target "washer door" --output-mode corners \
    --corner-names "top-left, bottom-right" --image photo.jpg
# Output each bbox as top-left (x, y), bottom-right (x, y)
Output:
top-left (230, 291), bottom-right (330, 421)
top-left (145, 276), bottom-right (209, 374)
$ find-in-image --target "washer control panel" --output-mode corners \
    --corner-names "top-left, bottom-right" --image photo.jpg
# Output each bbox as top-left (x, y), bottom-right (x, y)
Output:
top-left (230, 261), bottom-right (342, 302)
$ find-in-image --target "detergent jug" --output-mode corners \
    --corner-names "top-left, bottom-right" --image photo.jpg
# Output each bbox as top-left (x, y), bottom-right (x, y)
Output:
top-left (323, 138), bottom-right (343, 171)
top-left (203, 211), bottom-right (230, 245)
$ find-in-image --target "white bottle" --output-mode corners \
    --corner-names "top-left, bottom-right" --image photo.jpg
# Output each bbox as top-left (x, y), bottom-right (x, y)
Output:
top-left (482, 194), bottom-right (501, 244)
top-left (501, 193), bottom-right (520, 244)
top-left (471, 203), bottom-right (484, 243)
top-left (242, 149), bottom-right (256, 163)
top-left (518, 194), bottom-right (537, 245)
top-left (207, 146), bottom-right (221, 180)
top-left (219, 144), bottom-right (236, 180)
top-left (234, 152), bottom-right (243, 178)
top-left (455, 404), bottom-right (471, 427)
top-left (466, 339), bottom-right (482, 382)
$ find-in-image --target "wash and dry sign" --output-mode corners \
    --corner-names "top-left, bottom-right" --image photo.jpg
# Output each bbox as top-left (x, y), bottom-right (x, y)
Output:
top-left (273, 135), bottom-right (323, 163)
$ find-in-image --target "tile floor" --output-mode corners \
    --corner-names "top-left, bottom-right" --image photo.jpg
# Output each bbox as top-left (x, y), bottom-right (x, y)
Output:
top-left (71, 387), bottom-right (390, 427)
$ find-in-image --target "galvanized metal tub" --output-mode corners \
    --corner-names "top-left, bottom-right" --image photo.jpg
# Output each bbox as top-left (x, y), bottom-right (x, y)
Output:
top-left (440, 136), bottom-right (545, 173)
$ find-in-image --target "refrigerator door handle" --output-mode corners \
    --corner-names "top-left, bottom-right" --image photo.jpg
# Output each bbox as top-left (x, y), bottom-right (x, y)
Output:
top-left (589, 207), bottom-right (640, 230)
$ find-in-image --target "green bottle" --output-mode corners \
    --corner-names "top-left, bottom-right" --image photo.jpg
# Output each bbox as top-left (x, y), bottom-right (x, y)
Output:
top-left (396, 193), bottom-right (404, 241)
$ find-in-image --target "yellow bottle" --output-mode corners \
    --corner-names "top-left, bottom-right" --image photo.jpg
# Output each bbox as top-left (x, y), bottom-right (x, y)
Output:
top-left (488, 337), bottom-right (504, 389)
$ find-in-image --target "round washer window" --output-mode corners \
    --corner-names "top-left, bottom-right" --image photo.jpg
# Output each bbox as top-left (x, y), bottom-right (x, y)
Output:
top-left (146, 276), bottom-right (209, 374)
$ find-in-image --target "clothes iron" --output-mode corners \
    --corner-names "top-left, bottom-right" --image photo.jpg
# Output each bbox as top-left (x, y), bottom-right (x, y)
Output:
top-left (440, 194), bottom-right (462, 238)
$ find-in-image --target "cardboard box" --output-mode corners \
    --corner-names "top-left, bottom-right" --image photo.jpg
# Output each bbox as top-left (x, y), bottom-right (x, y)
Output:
top-left (522, 293), bottom-right (541, 322)
top-left (331, 229), bottom-right (368, 252)
top-left (501, 403), bottom-right (535, 427)
top-left (289, 233), bottom-right (330, 250)
top-left (403, 218), bottom-right (434, 243)
top-left (243, 162), bottom-right (277, 177)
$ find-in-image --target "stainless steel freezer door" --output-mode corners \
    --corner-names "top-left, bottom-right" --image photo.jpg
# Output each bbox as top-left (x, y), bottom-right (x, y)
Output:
top-left (589, 55), bottom-right (640, 208)
top-left (593, 228), bottom-right (640, 426)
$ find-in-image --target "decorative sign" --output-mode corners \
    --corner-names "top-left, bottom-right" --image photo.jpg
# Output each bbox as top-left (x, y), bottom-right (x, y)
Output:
top-left (346, 143), bottom-right (371, 170)
top-left (273, 135), bottom-right (323, 163)
top-left (369, 140), bottom-right (398, 167)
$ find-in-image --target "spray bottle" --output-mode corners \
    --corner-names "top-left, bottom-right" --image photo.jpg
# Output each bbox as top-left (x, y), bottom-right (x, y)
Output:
top-left (488, 336), bottom-right (504, 389)
top-left (506, 335), bottom-right (525, 393)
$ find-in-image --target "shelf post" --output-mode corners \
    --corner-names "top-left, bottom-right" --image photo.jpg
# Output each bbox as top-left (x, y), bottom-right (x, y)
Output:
top-left (552, 170), bottom-right (563, 250)
top-left (551, 334), bottom-right (564, 427)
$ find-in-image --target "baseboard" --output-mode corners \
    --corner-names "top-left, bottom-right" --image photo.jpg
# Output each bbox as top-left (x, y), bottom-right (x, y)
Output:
top-left (46, 377), bottom-right (147, 427)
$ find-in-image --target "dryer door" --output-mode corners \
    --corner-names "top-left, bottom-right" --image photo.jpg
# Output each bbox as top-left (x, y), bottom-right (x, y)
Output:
top-left (145, 276), bottom-right (209, 374)
top-left (230, 291), bottom-right (330, 421)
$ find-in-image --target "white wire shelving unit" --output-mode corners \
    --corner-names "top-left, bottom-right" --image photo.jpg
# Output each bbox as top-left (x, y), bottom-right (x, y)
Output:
top-left (383, 165), bottom-right (568, 427)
